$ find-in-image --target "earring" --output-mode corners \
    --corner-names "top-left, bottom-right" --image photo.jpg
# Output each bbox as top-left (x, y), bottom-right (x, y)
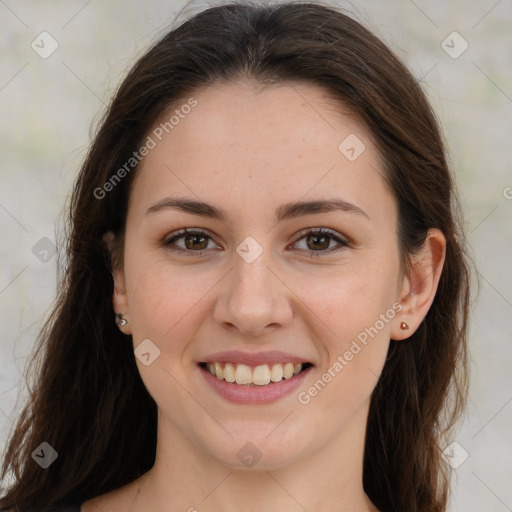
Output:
top-left (116, 313), bottom-right (127, 326)
top-left (400, 321), bottom-right (409, 330)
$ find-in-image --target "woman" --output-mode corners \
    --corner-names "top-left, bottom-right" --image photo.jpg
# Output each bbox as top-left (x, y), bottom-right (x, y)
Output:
top-left (0, 1), bottom-right (471, 511)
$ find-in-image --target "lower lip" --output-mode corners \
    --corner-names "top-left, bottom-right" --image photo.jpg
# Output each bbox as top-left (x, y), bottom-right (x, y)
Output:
top-left (199, 364), bottom-right (313, 404)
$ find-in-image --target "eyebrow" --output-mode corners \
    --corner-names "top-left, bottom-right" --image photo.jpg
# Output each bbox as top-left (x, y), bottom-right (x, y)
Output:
top-left (145, 196), bottom-right (370, 222)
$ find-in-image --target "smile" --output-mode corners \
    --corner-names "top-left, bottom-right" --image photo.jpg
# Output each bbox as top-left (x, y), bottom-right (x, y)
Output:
top-left (198, 357), bottom-right (314, 404)
top-left (199, 361), bottom-right (313, 386)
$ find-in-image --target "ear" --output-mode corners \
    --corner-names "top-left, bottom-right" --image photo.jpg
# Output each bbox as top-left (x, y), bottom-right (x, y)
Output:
top-left (103, 231), bottom-right (132, 335)
top-left (392, 228), bottom-right (446, 340)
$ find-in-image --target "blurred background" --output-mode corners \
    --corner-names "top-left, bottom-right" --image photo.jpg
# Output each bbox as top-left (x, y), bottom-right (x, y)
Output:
top-left (0, 0), bottom-right (511, 510)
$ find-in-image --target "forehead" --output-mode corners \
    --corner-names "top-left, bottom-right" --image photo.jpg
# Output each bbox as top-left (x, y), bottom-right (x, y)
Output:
top-left (128, 80), bottom-right (395, 226)
top-left (150, 79), bottom-right (368, 159)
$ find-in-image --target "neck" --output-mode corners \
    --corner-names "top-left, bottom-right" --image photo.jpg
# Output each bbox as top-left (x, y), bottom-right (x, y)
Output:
top-left (131, 402), bottom-right (377, 512)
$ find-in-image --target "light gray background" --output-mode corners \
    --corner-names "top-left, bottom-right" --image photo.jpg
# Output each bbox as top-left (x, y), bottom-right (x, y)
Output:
top-left (1, 0), bottom-right (511, 510)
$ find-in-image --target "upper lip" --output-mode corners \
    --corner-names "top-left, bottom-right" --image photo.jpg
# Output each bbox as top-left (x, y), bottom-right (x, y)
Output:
top-left (199, 350), bottom-right (314, 366)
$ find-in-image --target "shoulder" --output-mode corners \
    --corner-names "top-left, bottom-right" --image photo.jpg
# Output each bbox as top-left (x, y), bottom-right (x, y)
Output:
top-left (81, 474), bottom-right (148, 512)
top-left (13, 504), bottom-right (81, 512)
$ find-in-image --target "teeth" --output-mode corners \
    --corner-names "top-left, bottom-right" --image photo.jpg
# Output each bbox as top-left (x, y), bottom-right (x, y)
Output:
top-left (204, 362), bottom-right (304, 385)
top-left (214, 362), bottom-right (224, 380)
top-left (224, 363), bottom-right (236, 383)
top-left (270, 364), bottom-right (284, 382)
top-left (253, 365), bottom-right (271, 385)
top-left (283, 362), bottom-right (294, 379)
top-left (235, 364), bottom-right (253, 385)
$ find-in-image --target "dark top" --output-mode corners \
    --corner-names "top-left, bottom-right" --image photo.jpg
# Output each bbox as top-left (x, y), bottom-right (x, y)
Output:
top-left (52, 505), bottom-right (81, 512)
top-left (21, 504), bottom-right (82, 512)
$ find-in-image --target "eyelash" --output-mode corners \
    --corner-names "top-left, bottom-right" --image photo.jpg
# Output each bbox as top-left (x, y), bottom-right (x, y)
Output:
top-left (163, 227), bottom-right (349, 258)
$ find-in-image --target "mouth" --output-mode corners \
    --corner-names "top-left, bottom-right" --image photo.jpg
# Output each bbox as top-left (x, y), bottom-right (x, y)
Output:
top-left (198, 361), bottom-right (314, 386)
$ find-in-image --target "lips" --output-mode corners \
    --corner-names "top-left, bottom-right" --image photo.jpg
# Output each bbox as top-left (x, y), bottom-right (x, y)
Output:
top-left (199, 360), bottom-right (314, 404)
top-left (200, 350), bottom-right (312, 367)
top-left (199, 351), bottom-right (313, 401)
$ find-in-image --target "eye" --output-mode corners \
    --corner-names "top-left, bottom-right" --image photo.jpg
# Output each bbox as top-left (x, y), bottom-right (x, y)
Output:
top-left (163, 227), bottom-right (349, 258)
top-left (163, 228), bottom-right (220, 256)
top-left (291, 227), bottom-right (349, 257)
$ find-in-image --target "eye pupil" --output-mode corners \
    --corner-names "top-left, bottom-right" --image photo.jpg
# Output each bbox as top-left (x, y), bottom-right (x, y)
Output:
top-left (307, 235), bottom-right (330, 250)
top-left (185, 234), bottom-right (208, 250)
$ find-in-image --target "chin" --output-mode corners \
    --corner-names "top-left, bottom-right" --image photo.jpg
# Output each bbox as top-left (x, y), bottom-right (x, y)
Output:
top-left (197, 424), bottom-right (307, 471)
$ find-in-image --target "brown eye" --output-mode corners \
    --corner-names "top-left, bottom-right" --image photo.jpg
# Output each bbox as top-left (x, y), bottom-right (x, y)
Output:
top-left (163, 227), bottom-right (348, 258)
top-left (305, 233), bottom-right (330, 251)
top-left (183, 233), bottom-right (209, 250)
top-left (164, 229), bottom-right (219, 256)
top-left (293, 228), bottom-right (348, 257)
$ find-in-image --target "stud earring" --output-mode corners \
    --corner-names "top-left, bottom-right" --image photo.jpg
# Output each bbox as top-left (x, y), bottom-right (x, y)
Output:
top-left (116, 313), bottom-right (127, 326)
top-left (400, 321), bottom-right (409, 330)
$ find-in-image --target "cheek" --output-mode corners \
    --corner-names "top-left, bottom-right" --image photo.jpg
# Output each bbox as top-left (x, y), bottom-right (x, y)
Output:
top-left (297, 285), bottom-right (392, 420)
top-left (124, 252), bottom-right (220, 359)
top-left (124, 259), bottom-right (208, 414)
top-left (297, 261), bottom-right (397, 338)
top-left (128, 269), bottom-right (196, 338)
top-left (293, 260), bottom-right (397, 400)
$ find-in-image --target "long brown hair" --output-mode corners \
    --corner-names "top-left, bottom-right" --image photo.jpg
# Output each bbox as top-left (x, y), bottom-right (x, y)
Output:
top-left (0, 2), bottom-right (471, 511)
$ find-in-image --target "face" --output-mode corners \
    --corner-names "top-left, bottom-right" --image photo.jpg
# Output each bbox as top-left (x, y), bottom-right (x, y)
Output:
top-left (113, 80), bottom-right (406, 471)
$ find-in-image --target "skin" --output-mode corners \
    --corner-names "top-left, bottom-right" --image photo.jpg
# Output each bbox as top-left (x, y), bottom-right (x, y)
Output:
top-left (83, 80), bottom-right (445, 512)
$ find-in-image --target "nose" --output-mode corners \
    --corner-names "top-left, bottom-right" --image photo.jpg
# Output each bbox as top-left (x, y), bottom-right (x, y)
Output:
top-left (213, 250), bottom-right (294, 338)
